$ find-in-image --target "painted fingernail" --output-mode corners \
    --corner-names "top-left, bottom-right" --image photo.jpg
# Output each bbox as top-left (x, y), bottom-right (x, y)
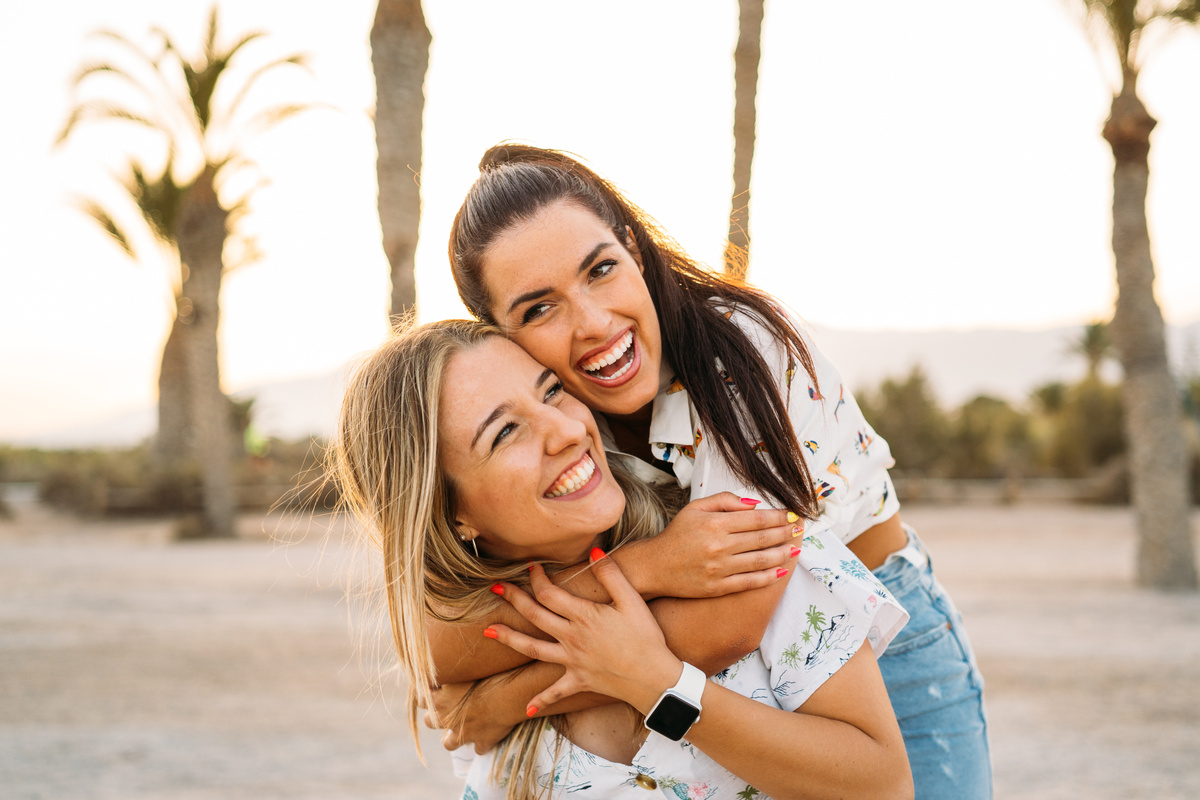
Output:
top-left (589, 547), bottom-right (606, 562)
top-left (490, 584), bottom-right (504, 596)
top-left (526, 705), bottom-right (538, 718)
top-left (786, 511), bottom-right (800, 523)
top-left (791, 523), bottom-right (804, 537)
top-left (776, 567), bottom-right (789, 578)
top-left (527, 563), bottom-right (535, 572)
top-left (789, 546), bottom-right (800, 558)
top-left (483, 627), bottom-right (498, 639)
top-left (740, 497), bottom-right (761, 505)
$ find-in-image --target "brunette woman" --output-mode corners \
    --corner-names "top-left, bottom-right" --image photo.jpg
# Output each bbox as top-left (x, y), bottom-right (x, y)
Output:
top-left (439, 144), bottom-right (991, 799)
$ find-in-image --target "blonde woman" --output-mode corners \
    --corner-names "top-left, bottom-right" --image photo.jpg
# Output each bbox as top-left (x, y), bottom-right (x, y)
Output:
top-left (332, 319), bottom-right (911, 800)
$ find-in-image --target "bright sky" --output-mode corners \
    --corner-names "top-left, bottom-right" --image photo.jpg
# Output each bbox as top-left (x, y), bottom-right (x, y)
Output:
top-left (1, 0), bottom-right (1198, 441)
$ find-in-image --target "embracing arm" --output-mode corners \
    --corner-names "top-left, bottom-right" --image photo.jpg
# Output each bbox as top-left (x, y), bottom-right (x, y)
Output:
top-left (492, 558), bottom-right (911, 800)
top-left (428, 494), bottom-right (800, 684)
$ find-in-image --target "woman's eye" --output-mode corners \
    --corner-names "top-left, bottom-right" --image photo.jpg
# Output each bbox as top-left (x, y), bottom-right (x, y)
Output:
top-left (544, 380), bottom-right (564, 402)
top-left (589, 260), bottom-right (616, 281)
top-left (491, 422), bottom-right (517, 450)
top-left (522, 302), bottom-right (550, 324)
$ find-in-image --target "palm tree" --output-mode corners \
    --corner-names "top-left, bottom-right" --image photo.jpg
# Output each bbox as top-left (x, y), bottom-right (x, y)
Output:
top-left (724, 0), bottom-right (765, 280)
top-left (1070, 320), bottom-right (1114, 379)
top-left (371, 0), bottom-right (431, 324)
top-left (1076, 0), bottom-right (1198, 589)
top-left (59, 7), bottom-right (312, 537)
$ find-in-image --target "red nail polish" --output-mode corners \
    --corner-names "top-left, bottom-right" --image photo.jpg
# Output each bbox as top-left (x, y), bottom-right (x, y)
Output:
top-left (483, 627), bottom-right (498, 639)
top-left (589, 547), bottom-right (606, 562)
top-left (526, 705), bottom-right (538, 718)
top-left (740, 497), bottom-right (760, 505)
top-left (490, 584), bottom-right (504, 596)
top-left (527, 563), bottom-right (535, 572)
top-left (776, 567), bottom-right (789, 578)
top-left (789, 546), bottom-right (800, 558)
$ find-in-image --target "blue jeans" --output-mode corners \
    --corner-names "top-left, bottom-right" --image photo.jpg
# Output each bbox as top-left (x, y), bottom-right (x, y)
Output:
top-left (873, 527), bottom-right (993, 799)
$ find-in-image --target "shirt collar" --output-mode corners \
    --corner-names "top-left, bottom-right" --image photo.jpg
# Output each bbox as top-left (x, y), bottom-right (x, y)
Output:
top-left (648, 360), bottom-right (694, 448)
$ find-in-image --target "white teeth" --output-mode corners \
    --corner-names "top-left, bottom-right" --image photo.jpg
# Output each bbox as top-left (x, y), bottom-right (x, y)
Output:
top-left (582, 332), bottom-right (634, 374)
top-left (545, 454), bottom-right (596, 498)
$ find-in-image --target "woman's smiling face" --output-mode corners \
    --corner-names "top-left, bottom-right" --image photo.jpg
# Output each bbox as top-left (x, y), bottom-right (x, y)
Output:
top-left (437, 336), bottom-right (626, 564)
top-left (479, 200), bottom-right (663, 421)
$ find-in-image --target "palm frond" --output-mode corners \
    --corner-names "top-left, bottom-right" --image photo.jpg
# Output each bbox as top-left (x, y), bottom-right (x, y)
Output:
top-left (1166, 0), bottom-right (1200, 23)
top-left (222, 30), bottom-right (267, 63)
top-left (73, 197), bottom-right (136, 258)
top-left (221, 54), bottom-right (311, 122)
top-left (56, 101), bottom-right (159, 144)
top-left (70, 60), bottom-right (151, 92)
top-left (241, 102), bottom-right (317, 137)
top-left (89, 28), bottom-right (167, 72)
top-left (203, 5), bottom-right (220, 61)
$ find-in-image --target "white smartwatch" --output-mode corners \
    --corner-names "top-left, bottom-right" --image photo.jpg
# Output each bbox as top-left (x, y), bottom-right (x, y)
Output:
top-left (644, 662), bottom-right (706, 741)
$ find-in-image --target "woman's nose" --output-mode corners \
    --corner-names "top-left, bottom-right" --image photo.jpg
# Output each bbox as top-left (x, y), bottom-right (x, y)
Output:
top-left (541, 405), bottom-right (588, 455)
top-left (572, 298), bottom-right (611, 342)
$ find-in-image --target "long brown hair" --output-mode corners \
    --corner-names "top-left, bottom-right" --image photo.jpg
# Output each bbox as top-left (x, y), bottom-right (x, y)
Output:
top-left (330, 318), bottom-right (683, 800)
top-left (449, 143), bottom-right (820, 519)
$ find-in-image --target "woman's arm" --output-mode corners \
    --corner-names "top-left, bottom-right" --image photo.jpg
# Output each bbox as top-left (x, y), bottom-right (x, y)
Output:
top-left (428, 494), bottom-right (800, 684)
top-left (491, 557), bottom-right (912, 800)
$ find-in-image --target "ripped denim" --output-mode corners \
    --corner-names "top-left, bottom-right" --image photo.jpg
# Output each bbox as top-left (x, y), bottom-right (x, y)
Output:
top-left (874, 525), bottom-right (993, 799)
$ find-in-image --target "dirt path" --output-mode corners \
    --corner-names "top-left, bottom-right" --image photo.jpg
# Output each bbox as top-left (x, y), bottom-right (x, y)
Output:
top-left (1, 499), bottom-right (1197, 799)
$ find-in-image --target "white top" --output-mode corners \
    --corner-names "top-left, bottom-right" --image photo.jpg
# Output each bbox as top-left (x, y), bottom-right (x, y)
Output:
top-left (458, 301), bottom-right (910, 799)
top-left (608, 300), bottom-right (901, 545)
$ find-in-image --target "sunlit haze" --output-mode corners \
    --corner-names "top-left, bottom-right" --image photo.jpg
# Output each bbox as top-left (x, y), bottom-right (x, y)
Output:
top-left (1, 0), bottom-right (1198, 441)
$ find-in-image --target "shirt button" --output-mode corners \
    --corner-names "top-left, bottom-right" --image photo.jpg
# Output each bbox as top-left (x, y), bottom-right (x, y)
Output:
top-left (634, 773), bottom-right (658, 790)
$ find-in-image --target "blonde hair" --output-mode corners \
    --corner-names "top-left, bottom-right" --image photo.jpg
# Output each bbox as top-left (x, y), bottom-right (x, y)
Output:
top-left (330, 319), bottom-right (681, 800)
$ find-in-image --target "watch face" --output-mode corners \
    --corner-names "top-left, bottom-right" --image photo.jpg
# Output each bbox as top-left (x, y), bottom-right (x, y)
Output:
top-left (645, 692), bottom-right (700, 742)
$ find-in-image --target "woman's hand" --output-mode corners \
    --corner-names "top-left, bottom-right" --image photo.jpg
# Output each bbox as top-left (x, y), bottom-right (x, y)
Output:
top-left (421, 679), bottom-right (517, 754)
top-left (620, 492), bottom-right (801, 600)
top-left (488, 554), bottom-right (682, 717)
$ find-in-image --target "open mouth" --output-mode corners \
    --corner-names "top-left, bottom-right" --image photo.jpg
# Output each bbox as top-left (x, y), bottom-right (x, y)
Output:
top-left (579, 331), bottom-right (636, 383)
top-left (544, 452), bottom-right (598, 499)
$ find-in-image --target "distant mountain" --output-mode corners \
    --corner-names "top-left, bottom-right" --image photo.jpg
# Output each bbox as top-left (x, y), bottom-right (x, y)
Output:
top-left (15, 320), bottom-right (1199, 448)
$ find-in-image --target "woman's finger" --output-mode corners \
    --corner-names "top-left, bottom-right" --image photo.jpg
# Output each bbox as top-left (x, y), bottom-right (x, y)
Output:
top-left (526, 563), bottom-right (600, 620)
top-left (523, 674), bottom-right (582, 719)
top-left (588, 550), bottom-right (644, 609)
top-left (725, 539), bottom-right (798, 574)
top-left (495, 580), bottom-right (569, 636)
top-left (727, 520), bottom-right (798, 555)
top-left (488, 623), bottom-right (567, 666)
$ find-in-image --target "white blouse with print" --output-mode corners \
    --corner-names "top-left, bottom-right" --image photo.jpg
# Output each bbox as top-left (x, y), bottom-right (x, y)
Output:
top-left (458, 303), bottom-right (909, 799)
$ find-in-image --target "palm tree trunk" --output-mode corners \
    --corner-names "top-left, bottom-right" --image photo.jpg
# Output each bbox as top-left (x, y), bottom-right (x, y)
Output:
top-left (371, 0), bottom-right (430, 325)
top-left (176, 166), bottom-right (237, 538)
top-left (154, 312), bottom-right (193, 469)
top-left (723, 0), bottom-right (764, 279)
top-left (1103, 73), bottom-right (1198, 590)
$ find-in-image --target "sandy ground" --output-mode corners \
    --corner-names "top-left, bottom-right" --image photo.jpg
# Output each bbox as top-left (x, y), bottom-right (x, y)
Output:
top-left (1, 493), bottom-right (1198, 800)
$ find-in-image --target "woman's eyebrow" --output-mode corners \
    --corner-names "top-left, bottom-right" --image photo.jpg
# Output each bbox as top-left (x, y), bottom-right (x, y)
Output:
top-left (471, 402), bottom-right (510, 451)
top-left (504, 241), bottom-right (614, 317)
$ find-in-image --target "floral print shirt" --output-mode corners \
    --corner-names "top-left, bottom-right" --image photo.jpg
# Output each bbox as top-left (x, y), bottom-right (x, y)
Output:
top-left (458, 302), bottom-right (909, 799)
top-left (623, 300), bottom-right (901, 545)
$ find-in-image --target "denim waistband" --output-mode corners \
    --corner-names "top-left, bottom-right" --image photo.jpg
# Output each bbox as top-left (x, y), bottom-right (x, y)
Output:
top-left (878, 522), bottom-right (929, 572)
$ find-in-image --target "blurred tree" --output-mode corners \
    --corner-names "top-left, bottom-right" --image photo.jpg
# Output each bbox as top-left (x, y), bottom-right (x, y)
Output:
top-left (857, 366), bottom-right (949, 476)
top-left (947, 396), bottom-right (1035, 479)
top-left (1073, 0), bottom-right (1198, 588)
top-left (1031, 381), bottom-right (1068, 416)
top-left (1070, 320), bottom-right (1114, 379)
top-left (371, 0), bottom-right (430, 324)
top-left (58, 7), bottom-right (313, 537)
top-left (723, 0), bottom-right (764, 279)
top-left (1049, 376), bottom-right (1125, 477)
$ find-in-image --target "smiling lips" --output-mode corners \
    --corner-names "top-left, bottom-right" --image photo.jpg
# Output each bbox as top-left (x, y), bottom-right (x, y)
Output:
top-left (544, 453), bottom-right (596, 498)
top-left (580, 331), bottom-right (635, 381)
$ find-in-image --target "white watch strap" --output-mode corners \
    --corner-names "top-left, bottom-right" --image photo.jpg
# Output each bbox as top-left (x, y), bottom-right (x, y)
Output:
top-left (672, 661), bottom-right (707, 709)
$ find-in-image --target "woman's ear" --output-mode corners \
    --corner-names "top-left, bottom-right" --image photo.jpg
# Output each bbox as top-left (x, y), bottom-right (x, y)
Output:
top-left (623, 225), bottom-right (644, 273)
top-left (454, 520), bottom-right (481, 543)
